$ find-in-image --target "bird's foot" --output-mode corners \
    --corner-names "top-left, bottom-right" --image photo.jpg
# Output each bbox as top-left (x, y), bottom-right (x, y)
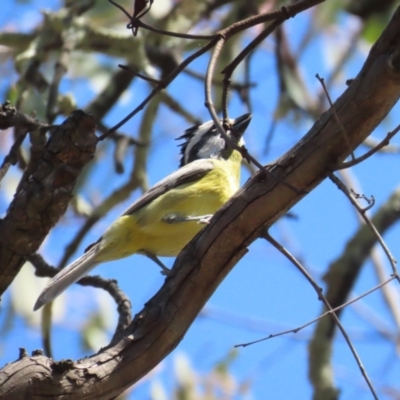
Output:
top-left (163, 213), bottom-right (213, 224)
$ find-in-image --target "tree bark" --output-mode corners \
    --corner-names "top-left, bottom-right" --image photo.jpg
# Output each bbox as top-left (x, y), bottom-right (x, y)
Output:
top-left (0, 110), bottom-right (97, 295)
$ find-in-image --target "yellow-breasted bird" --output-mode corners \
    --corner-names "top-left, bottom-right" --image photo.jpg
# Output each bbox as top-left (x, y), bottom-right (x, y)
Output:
top-left (34, 113), bottom-right (252, 311)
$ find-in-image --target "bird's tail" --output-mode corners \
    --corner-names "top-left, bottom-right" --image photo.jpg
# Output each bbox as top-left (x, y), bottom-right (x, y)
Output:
top-left (33, 245), bottom-right (100, 311)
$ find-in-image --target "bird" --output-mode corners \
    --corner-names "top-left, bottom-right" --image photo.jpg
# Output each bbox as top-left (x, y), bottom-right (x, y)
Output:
top-left (34, 113), bottom-right (252, 311)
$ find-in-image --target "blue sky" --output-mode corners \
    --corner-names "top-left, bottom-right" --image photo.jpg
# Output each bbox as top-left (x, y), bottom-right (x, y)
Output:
top-left (1, 1), bottom-right (400, 399)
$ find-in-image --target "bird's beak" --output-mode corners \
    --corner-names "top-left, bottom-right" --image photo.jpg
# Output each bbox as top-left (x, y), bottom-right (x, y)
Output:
top-left (231, 113), bottom-right (252, 139)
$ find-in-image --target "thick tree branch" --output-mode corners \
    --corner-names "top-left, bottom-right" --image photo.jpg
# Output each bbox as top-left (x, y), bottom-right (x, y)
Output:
top-left (0, 110), bottom-right (97, 296)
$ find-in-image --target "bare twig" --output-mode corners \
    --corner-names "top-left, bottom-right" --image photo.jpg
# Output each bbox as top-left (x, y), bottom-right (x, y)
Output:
top-left (221, 1), bottom-right (325, 92)
top-left (363, 136), bottom-right (400, 153)
top-left (317, 25), bottom-right (363, 106)
top-left (205, 36), bottom-right (303, 195)
top-left (221, 18), bottom-right (284, 120)
top-left (128, 19), bottom-right (215, 40)
top-left (329, 172), bottom-right (399, 282)
top-left (184, 68), bottom-right (256, 93)
top-left (104, 38), bottom-right (219, 138)
top-left (118, 64), bottom-right (161, 85)
top-left (109, 0), bottom-right (214, 39)
top-left (236, 275), bottom-right (396, 346)
top-left (221, 18), bottom-right (284, 94)
top-left (338, 170), bottom-right (400, 336)
top-left (316, 73), bottom-right (355, 161)
top-left (370, 249), bottom-right (400, 333)
top-left (336, 124), bottom-right (400, 169)
top-left (263, 232), bottom-right (379, 400)
top-left (107, 0), bottom-right (325, 137)
top-left (97, 121), bottom-right (145, 147)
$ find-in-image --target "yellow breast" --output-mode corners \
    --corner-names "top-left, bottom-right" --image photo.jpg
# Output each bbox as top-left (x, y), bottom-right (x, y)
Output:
top-left (96, 155), bottom-right (241, 261)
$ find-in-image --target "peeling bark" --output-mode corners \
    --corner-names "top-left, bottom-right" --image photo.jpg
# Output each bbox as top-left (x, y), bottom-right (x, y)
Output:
top-left (0, 110), bottom-right (97, 295)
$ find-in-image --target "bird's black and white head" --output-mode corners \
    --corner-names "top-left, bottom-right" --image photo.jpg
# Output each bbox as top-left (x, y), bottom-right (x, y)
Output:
top-left (177, 113), bottom-right (252, 167)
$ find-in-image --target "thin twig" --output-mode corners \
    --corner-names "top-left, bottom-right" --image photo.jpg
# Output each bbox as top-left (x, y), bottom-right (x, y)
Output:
top-left (317, 25), bottom-right (363, 106)
top-left (218, 0), bottom-right (325, 40)
top-left (107, 0), bottom-right (325, 136)
top-left (128, 19), bottom-right (215, 40)
top-left (220, 11), bottom-right (290, 117)
top-left (329, 172), bottom-right (399, 282)
top-left (205, 36), bottom-right (303, 195)
top-left (118, 64), bottom-right (161, 85)
top-left (316, 73), bottom-right (355, 161)
top-left (262, 232), bottom-right (379, 400)
top-left (236, 275), bottom-right (396, 346)
top-left (222, 18), bottom-right (284, 81)
top-left (97, 121), bottom-right (146, 147)
top-left (336, 124), bottom-right (400, 169)
top-left (363, 136), bottom-right (399, 153)
top-left (109, 0), bottom-right (214, 40)
top-left (104, 37), bottom-right (219, 138)
top-left (241, 51), bottom-right (254, 112)
top-left (221, 1), bottom-right (325, 78)
top-left (97, 120), bottom-right (145, 174)
top-left (184, 68), bottom-right (256, 93)
top-left (337, 170), bottom-right (400, 335)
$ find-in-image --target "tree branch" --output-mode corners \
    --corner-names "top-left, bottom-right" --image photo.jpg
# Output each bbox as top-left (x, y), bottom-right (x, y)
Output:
top-left (0, 110), bottom-right (97, 296)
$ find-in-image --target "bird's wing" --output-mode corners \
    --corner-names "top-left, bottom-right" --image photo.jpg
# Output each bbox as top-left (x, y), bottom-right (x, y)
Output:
top-left (122, 159), bottom-right (215, 216)
top-left (83, 159), bottom-right (215, 253)
top-left (34, 160), bottom-right (215, 311)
